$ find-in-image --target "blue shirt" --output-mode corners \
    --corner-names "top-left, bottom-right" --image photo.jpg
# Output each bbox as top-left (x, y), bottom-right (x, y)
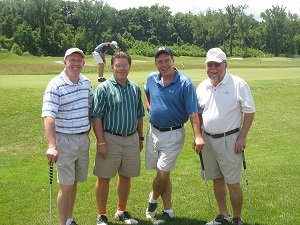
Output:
top-left (144, 68), bottom-right (199, 127)
top-left (91, 76), bottom-right (145, 134)
top-left (94, 42), bottom-right (110, 54)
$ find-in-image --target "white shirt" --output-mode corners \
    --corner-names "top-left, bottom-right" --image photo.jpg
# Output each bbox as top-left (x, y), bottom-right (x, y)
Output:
top-left (42, 70), bottom-right (93, 134)
top-left (196, 72), bottom-right (255, 134)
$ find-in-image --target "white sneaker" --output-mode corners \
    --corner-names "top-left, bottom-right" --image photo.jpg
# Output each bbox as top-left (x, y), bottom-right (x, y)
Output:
top-left (153, 212), bottom-right (174, 225)
top-left (206, 214), bottom-right (231, 225)
top-left (146, 192), bottom-right (157, 218)
top-left (114, 211), bottom-right (138, 224)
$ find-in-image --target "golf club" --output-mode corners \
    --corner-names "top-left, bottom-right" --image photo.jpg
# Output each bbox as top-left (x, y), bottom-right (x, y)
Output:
top-left (49, 164), bottom-right (53, 225)
top-left (199, 151), bottom-right (215, 225)
top-left (242, 151), bottom-right (254, 225)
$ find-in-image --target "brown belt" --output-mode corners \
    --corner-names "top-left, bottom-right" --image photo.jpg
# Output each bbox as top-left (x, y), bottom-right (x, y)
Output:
top-left (104, 130), bottom-right (136, 137)
top-left (56, 131), bottom-right (86, 135)
top-left (204, 128), bottom-right (240, 139)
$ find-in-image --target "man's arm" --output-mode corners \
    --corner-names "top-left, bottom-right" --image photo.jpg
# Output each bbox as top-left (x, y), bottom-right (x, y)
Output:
top-left (235, 112), bottom-right (255, 154)
top-left (189, 113), bottom-right (205, 154)
top-left (44, 116), bottom-right (58, 165)
top-left (100, 52), bottom-right (106, 64)
top-left (92, 116), bottom-right (107, 159)
top-left (137, 117), bottom-right (144, 151)
top-left (144, 92), bottom-right (150, 112)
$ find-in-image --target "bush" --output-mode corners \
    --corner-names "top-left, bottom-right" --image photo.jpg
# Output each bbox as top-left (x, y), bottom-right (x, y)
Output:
top-left (11, 43), bottom-right (22, 56)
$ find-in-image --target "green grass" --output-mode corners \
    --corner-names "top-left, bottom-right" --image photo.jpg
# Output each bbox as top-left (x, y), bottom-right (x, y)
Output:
top-left (0, 53), bottom-right (300, 224)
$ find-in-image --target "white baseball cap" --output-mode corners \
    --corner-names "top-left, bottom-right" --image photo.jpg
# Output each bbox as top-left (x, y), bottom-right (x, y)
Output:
top-left (111, 41), bottom-right (118, 48)
top-left (64, 48), bottom-right (85, 59)
top-left (205, 47), bottom-right (226, 64)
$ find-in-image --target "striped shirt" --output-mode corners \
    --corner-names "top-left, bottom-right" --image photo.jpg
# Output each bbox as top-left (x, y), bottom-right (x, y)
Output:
top-left (41, 70), bottom-right (93, 134)
top-left (91, 76), bottom-right (145, 134)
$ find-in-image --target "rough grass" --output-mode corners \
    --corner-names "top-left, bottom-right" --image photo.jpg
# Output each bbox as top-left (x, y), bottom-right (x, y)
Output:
top-left (0, 53), bottom-right (299, 224)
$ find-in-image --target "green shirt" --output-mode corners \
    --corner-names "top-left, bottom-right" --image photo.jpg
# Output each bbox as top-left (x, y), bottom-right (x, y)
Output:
top-left (91, 76), bottom-right (144, 134)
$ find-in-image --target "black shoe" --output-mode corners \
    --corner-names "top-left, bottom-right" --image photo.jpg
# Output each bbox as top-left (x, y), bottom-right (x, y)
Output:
top-left (233, 217), bottom-right (244, 225)
top-left (205, 214), bottom-right (231, 225)
top-left (114, 211), bottom-right (138, 224)
top-left (98, 76), bottom-right (106, 82)
top-left (97, 215), bottom-right (108, 225)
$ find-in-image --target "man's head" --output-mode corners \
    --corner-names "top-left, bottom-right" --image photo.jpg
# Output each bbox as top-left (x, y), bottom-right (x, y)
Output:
top-left (64, 48), bottom-right (85, 76)
top-left (111, 51), bottom-right (131, 82)
top-left (154, 47), bottom-right (175, 77)
top-left (154, 46), bottom-right (174, 59)
top-left (111, 41), bottom-right (118, 49)
top-left (205, 47), bottom-right (226, 64)
top-left (64, 48), bottom-right (85, 60)
top-left (205, 47), bottom-right (227, 85)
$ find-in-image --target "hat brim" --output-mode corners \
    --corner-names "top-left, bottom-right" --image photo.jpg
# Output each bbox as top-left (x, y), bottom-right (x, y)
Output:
top-left (205, 57), bottom-right (223, 64)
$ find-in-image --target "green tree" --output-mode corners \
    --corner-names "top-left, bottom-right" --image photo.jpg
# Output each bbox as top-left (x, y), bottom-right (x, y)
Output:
top-left (261, 5), bottom-right (288, 56)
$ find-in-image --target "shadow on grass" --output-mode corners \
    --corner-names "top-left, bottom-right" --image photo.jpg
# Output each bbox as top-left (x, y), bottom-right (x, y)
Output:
top-left (107, 217), bottom-right (265, 225)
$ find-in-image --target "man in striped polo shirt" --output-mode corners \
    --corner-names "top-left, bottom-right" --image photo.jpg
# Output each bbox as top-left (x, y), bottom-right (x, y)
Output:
top-left (42, 48), bottom-right (93, 225)
top-left (91, 51), bottom-right (145, 225)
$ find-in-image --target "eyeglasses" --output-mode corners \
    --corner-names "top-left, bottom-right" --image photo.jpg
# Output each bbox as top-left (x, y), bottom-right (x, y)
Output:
top-left (206, 61), bottom-right (223, 67)
top-left (156, 59), bottom-right (172, 66)
top-left (68, 59), bottom-right (83, 63)
top-left (114, 64), bottom-right (129, 69)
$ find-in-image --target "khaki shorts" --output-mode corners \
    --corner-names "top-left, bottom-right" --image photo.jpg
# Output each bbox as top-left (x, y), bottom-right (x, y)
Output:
top-left (93, 132), bottom-right (141, 178)
top-left (145, 125), bottom-right (185, 172)
top-left (56, 133), bottom-right (90, 185)
top-left (201, 132), bottom-right (242, 184)
top-left (92, 51), bottom-right (104, 64)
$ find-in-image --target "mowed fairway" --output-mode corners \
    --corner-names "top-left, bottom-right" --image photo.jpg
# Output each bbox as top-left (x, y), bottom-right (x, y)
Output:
top-left (0, 54), bottom-right (299, 225)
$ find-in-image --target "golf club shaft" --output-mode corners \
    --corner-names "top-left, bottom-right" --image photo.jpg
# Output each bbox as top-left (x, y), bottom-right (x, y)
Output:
top-left (199, 151), bottom-right (215, 224)
top-left (49, 165), bottom-right (53, 225)
top-left (242, 151), bottom-right (254, 225)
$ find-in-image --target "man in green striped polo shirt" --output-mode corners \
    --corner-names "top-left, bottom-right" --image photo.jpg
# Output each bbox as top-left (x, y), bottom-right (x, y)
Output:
top-left (91, 51), bottom-right (145, 225)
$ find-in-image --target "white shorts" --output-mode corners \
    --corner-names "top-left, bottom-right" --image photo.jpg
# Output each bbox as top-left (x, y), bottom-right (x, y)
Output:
top-left (201, 132), bottom-right (242, 184)
top-left (92, 51), bottom-right (104, 64)
top-left (145, 125), bottom-right (185, 172)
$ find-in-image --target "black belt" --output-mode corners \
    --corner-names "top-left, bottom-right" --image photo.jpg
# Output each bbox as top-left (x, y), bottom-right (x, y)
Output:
top-left (56, 131), bottom-right (86, 135)
top-left (152, 124), bottom-right (183, 132)
top-left (104, 130), bottom-right (136, 137)
top-left (204, 128), bottom-right (240, 139)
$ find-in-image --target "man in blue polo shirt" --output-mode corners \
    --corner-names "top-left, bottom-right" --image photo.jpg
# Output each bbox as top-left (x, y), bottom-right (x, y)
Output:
top-left (144, 47), bottom-right (205, 224)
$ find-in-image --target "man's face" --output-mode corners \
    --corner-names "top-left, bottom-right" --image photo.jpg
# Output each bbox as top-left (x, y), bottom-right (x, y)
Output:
top-left (64, 53), bottom-right (85, 75)
top-left (155, 53), bottom-right (175, 76)
top-left (112, 58), bottom-right (131, 80)
top-left (206, 61), bottom-right (227, 84)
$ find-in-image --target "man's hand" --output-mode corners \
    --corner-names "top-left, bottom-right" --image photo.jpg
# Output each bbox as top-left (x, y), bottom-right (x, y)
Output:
top-left (192, 136), bottom-right (205, 154)
top-left (46, 147), bottom-right (58, 165)
top-left (97, 144), bottom-right (107, 159)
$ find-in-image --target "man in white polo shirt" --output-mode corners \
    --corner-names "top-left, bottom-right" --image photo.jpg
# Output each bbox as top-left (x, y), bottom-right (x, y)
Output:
top-left (42, 48), bottom-right (93, 225)
top-left (196, 48), bottom-right (255, 225)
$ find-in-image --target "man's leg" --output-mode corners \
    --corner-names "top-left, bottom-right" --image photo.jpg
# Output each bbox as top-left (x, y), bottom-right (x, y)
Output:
top-left (160, 174), bottom-right (172, 210)
top-left (213, 178), bottom-right (230, 217)
top-left (58, 183), bottom-right (77, 225)
top-left (98, 63), bottom-right (106, 82)
top-left (117, 174), bottom-right (131, 207)
top-left (95, 177), bottom-right (110, 213)
top-left (152, 169), bottom-right (173, 211)
top-left (67, 181), bottom-right (78, 219)
top-left (227, 182), bottom-right (243, 218)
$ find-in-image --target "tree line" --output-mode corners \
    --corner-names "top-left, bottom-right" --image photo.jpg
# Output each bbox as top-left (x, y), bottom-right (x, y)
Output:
top-left (1, 0), bottom-right (300, 58)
